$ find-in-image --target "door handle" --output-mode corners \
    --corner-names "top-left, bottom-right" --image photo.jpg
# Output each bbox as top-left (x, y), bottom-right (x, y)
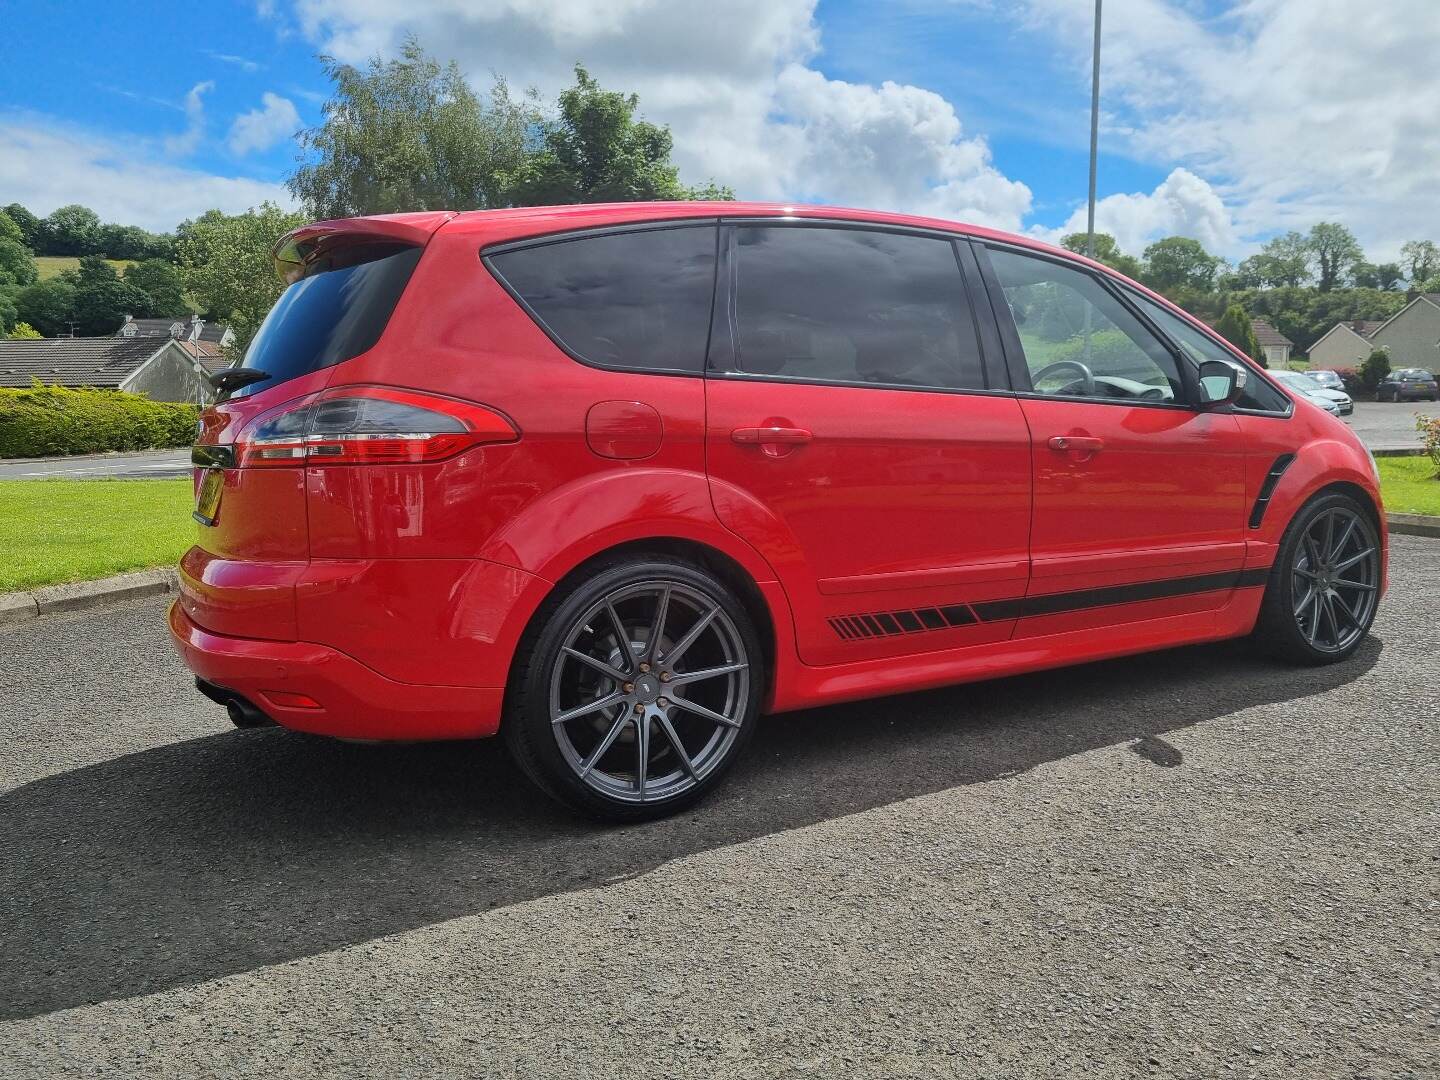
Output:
top-left (731, 426), bottom-right (813, 445)
top-left (1048, 435), bottom-right (1104, 453)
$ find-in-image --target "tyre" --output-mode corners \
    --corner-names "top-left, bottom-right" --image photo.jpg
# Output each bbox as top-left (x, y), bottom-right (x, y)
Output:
top-left (503, 556), bottom-right (763, 822)
top-left (1254, 491), bottom-right (1381, 665)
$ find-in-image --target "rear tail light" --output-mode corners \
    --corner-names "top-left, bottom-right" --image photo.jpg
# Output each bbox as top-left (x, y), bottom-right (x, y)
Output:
top-left (236, 386), bottom-right (517, 468)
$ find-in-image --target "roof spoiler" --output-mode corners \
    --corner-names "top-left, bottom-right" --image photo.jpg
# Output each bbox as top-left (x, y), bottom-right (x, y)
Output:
top-left (271, 212), bottom-right (455, 284)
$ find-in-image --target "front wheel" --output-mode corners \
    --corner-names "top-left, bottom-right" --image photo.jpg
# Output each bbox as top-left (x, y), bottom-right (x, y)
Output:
top-left (503, 557), bottom-right (763, 822)
top-left (1254, 492), bottom-right (1381, 664)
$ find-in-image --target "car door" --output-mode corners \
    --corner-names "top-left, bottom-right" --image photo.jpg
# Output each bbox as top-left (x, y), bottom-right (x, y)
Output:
top-left (975, 243), bottom-right (1248, 639)
top-left (704, 222), bottom-right (1032, 665)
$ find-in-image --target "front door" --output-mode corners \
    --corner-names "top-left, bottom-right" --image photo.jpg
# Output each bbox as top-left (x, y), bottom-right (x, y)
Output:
top-left (978, 243), bottom-right (1248, 638)
top-left (705, 223), bottom-right (1032, 665)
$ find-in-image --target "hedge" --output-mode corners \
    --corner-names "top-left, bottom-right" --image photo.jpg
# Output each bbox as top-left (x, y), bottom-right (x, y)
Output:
top-left (0, 383), bottom-right (199, 458)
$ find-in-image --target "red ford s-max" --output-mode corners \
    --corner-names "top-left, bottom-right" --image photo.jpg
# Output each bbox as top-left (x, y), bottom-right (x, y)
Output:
top-left (171, 203), bottom-right (1386, 821)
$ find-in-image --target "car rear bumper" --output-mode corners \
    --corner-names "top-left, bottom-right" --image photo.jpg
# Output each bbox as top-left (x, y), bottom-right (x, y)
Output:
top-left (168, 601), bottom-right (503, 740)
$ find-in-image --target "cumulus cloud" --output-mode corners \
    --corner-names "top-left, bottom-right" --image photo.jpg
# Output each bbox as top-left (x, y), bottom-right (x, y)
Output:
top-left (227, 92), bottom-right (301, 155)
top-left (284, 0), bottom-right (1032, 228)
top-left (1033, 168), bottom-right (1235, 257)
top-left (164, 80), bottom-right (213, 157)
top-left (0, 116), bottom-right (297, 231)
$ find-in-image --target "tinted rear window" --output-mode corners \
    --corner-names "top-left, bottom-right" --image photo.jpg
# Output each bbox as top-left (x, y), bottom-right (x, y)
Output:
top-left (487, 225), bottom-right (717, 374)
top-left (232, 242), bottom-right (422, 398)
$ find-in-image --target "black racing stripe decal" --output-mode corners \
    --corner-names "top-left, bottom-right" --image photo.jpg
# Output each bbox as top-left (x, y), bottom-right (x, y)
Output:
top-left (1249, 453), bottom-right (1296, 529)
top-left (829, 568), bottom-right (1268, 641)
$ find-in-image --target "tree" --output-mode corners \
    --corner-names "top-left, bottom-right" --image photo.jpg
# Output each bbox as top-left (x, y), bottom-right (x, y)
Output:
top-left (0, 292), bottom-right (16, 334)
top-left (14, 278), bottom-right (76, 337)
top-left (1304, 222), bottom-right (1363, 292)
top-left (1214, 304), bottom-right (1262, 365)
top-left (41, 204), bottom-right (103, 256)
top-left (123, 259), bottom-right (189, 317)
top-left (0, 238), bottom-right (38, 288)
top-left (1351, 261), bottom-right (1404, 291)
top-left (1233, 231), bottom-right (1311, 288)
top-left (68, 255), bottom-right (150, 335)
top-left (289, 37), bottom-right (537, 218)
top-left (7, 322), bottom-right (41, 339)
top-left (1359, 347), bottom-right (1391, 392)
top-left (1399, 240), bottom-right (1439, 287)
top-left (3, 203), bottom-right (43, 249)
top-left (1141, 236), bottom-right (1223, 295)
top-left (0, 211), bottom-right (23, 245)
top-left (1060, 232), bottom-right (1142, 278)
top-left (508, 65), bottom-right (731, 205)
top-left (178, 202), bottom-right (306, 353)
top-left (98, 223), bottom-right (173, 261)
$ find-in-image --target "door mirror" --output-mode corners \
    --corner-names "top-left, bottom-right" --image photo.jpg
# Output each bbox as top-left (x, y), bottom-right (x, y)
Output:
top-left (1196, 359), bottom-right (1248, 408)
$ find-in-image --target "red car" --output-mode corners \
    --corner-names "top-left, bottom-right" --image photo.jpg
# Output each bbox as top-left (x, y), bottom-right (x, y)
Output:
top-left (172, 203), bottom-right (1387, 821)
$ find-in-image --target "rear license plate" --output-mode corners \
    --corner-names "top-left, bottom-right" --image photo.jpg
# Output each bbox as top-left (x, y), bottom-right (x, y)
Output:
top-left (193, 467), bottom-right (224, 526)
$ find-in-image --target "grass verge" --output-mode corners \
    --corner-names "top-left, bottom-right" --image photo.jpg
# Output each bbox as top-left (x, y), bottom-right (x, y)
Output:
top-left (1377, 456), bottom-right (1440, 516)
top-left (0, 478), bottom-right (193, 593)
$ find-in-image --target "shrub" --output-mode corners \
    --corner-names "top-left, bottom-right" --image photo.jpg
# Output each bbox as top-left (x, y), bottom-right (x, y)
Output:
top-left (1359, 347), bottom-right (1391, 392)
top-left (1334, 367), bottom-right (1363, 396)
top-left (0, 383), bottom-right (198, 458)
top-left (1418, 414), bottom-right (1440, 475)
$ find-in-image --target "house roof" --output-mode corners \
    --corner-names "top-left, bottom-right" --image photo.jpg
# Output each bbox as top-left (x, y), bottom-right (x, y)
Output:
top-left (1251, 318), bottom-right (1292, 348)
top-left (1348, 320), bottom-right (1385, 338)
top-left (119, 316), bottom-right (230, 345)
top-left (178, 339), bottom-right (230, 374)
top-left (0, 337), bottom-right (173, 388)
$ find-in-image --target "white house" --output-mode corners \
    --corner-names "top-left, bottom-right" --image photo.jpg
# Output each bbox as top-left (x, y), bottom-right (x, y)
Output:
top-left (1251, 318), bottom-right (1293, 368)
top-left (0, 336), bottom-right (219, 404)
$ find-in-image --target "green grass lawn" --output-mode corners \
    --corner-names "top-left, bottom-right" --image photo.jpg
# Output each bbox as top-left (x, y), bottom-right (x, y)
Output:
top-left (34, 255), bottom-right (135, 281)
top-left (0, 478), bottom-right (194, 592)
top-left (1377, 455), bottom-right (1440, 516)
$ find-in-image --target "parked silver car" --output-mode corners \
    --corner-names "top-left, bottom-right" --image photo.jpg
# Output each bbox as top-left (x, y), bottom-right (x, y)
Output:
top-left (1272, 370), bottom-right (1352, 415)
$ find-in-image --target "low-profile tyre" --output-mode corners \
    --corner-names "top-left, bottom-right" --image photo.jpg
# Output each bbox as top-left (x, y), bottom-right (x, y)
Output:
top-left (1254, 491), bottom-right (1381, 665)
top-left (503, 557), bottom-right (763, 822)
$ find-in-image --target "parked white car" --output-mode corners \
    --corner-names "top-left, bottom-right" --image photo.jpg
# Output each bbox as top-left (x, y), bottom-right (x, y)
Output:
top-left (1271, 370), bottom-right (1352, 416)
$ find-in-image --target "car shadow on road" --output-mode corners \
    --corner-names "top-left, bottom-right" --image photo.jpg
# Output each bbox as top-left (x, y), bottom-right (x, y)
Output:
top-left (0, 635), bottom-right (1379, 1021)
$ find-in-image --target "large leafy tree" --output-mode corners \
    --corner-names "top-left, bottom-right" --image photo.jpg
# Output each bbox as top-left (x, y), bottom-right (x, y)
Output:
top-left (2, 204), bottom-right (43, 249)
top-left (1304, 222), bottom-right (1363, 292)
top-left (67, 255), bottom-right (151, 335)
top-left (1060, 232), bottom-right (1142, 279)
top-left (1399, 240), bottom-right (1439, 286)
top-left (507, 65), bottom-right (732, 205)
top-left (1351, 261), bottom-right (1404, 291)
top-left (14, 278), bottom-right (77, 337)
top-left (1214, 303), bottom-right (1261, 365)
top-left (42, 204), bottom-right (103, 256)
top-left (1233, 231), bottom-right (1311, 288)
top-left (288, 37), bottom-right (537, 217)
top-left (178, 202), bottom-right (306, 354)
top-left (0, 237), bottom-right (38, 288)
top-left (1141, 236), bottom-right (1223, 295)
top-left (123, 259), bottom-right (189, 317)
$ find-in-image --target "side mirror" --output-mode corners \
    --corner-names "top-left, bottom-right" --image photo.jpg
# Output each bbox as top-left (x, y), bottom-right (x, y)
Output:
top-left (1196, 359), bottom-right (1248, 408)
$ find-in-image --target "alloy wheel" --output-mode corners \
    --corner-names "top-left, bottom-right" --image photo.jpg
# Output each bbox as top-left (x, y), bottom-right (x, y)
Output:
top-left (1291, 506), bottom-right (1378, 654)
top-left (548, 580), bottom-right (750, 804)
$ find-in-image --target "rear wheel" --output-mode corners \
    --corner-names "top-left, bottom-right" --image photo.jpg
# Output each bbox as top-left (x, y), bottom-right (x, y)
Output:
top-left (1254, 492), bottom-right (1380, 664)
top-left (503, 557), bottom-right (762, 821)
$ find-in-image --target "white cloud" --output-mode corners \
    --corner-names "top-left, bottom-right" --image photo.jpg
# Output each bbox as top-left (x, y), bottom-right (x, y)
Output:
top-left (164, 80), bottom-right (213, 157)
top-left (207, 50), bottom-right (262, 73)
top-left (1014, 0), bottom-right (1440, 259)
top-left (283, 0), bottom-right (1033, 228)
top-left (227, 92), bottom-right (301, 155)
top-left (1033, 167), bottom-right (1236, 258)
top-left (0, 116), bottom-right (298, 231)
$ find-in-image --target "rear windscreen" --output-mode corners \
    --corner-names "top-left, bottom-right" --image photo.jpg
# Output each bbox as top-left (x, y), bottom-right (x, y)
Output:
top-left (230, 242), bottom-right (422, 398)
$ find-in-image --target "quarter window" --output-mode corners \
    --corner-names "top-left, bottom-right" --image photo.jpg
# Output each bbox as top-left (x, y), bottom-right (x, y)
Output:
top-left (729, 226), bottom-right (986, 391)
top-left (1128, 292), bottom-right (1291, 413)
top-left (488, 225), bottom-right (717, 374)
top-left (987, 246), bottom-right (1183, 403)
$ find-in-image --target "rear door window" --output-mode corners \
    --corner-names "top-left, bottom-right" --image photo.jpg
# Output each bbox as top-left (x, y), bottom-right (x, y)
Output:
top-left (725, 225), bottom-right (986, 391)
top-left (487, 225), bottom-right (717, 374)
top-left (234, 242), bottom-right (422, 399)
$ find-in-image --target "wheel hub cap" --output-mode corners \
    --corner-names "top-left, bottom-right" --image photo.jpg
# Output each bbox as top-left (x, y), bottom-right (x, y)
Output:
top-left (633, 674), bottom-right (661, 703)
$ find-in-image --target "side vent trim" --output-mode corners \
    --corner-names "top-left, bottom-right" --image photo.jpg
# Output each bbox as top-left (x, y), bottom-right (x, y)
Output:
top-left (1249, 453), bottom-right (1296, 529)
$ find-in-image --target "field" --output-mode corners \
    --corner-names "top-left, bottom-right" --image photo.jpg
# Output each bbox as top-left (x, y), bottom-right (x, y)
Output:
top-left (0, 478), bottom-right (193, 592)
top-left (1376, 455), bottom-right (1440, 516)
top-left (34, 255), bottom-right (136, 281)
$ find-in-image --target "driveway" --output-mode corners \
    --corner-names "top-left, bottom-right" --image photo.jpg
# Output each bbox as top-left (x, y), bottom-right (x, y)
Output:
top-left (1, 535), bottom-right (1434, 1078)
top-left (0, 448), bottom-right (192, 479)
top-left (1344, 398), bottom-right (1440, 452)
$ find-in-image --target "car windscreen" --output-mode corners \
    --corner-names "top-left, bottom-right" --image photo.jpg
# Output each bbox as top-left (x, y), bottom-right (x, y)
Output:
top-left (230, 241), bottom-right (422, 399)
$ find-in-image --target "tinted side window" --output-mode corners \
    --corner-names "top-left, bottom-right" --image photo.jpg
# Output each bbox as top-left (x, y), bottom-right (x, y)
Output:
top-left (1128, 292), bottom-right (1290, 413)
top-left (730, 226), bottom-right (985, 391)
top-left (987, 246), bottom-right (1183, 403)
top-left (488, 226), bottom-right (716, 374)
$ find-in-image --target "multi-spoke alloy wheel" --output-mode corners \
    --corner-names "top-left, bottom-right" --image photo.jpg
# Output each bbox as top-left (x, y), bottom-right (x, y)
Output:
top-left (1257, 492), bottom-right (1381, 665)
top-left (1290, 505), bottom-right (1379, 653)
top-left (505, 559), bottom-right (762, 820)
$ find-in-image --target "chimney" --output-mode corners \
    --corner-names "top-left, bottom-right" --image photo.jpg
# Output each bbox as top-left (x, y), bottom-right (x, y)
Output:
top-left (189, 316), bottom-right (205, 343)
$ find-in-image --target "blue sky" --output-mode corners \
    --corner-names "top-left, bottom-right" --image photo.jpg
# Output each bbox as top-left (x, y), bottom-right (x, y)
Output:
top-left (2, 0), bottom-right (1434, 261)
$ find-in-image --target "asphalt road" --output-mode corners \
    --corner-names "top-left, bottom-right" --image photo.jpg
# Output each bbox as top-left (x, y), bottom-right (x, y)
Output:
top-left (1346, 399), bottom-right (1440, 452)
top-left (0, 448), bottom-right (192, 480)
top-left (1, 537), bottom-right (1436, 1078)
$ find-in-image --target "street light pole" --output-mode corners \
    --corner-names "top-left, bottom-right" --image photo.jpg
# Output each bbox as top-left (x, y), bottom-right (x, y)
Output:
top-left (1086, 0), bottom-right (1102, 259)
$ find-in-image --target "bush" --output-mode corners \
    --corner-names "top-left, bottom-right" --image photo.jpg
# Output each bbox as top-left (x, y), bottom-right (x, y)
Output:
top-left (1359, 348), bottom-right (1391, 392)
top-left (1334, 367), bottom-right (1363, 396)
top-left (1418, 414), bottom-right (1440, 475)
top-left (0, 383), bottom-right (198, 458)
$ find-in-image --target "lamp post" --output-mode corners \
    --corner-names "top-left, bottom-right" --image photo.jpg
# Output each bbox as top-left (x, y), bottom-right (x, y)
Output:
top-left (1086, 0), bottom-right (1102, 259)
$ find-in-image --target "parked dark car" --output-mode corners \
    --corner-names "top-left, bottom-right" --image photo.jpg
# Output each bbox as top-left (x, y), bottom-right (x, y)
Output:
top-left (1377, 369), bottom-right (1438, 402)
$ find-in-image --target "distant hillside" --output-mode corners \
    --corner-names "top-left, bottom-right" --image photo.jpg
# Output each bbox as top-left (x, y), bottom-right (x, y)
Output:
top-left (35, 256), bottom-right (136, 281)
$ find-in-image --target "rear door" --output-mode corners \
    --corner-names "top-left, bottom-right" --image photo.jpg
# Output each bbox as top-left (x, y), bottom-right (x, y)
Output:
top-left (704, 222), bottom-right (1032, 665)
top-left (975, 243), bottom-right (1248, 638)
